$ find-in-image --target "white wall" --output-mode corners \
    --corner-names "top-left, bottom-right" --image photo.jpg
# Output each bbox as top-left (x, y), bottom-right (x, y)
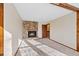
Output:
top-left (37, 22), bottom-right (42, 38)
top-left (36, 12), bottom-right (76, 50)
top-left (50, 12), bottom-right (77, 49)
top-left (4, 4), bottom-right (23, 56)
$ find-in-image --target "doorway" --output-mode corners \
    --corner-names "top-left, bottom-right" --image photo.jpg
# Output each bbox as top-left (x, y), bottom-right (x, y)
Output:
top-left (42, 24), bottom-right (50, 38)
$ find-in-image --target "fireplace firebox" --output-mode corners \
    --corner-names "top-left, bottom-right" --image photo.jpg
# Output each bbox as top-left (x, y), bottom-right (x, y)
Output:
top-left (28, 31), bottom-right (37, 37)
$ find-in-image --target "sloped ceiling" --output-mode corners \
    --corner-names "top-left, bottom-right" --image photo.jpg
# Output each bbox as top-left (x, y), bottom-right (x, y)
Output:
top-left (14, 3), bottom-right (73, 22)
top-left (69, 3), bottom-right (79, 8)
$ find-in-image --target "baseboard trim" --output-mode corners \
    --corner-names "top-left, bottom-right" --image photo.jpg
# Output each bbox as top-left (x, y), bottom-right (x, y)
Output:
top-left (14, 40), bottom-right (23, 56)
top-left (38, 38), bottom-right (77, 51)
top-left (14, 47), bottom-right (19, 56)
top-left (49, 39), bottom-right (77, 51)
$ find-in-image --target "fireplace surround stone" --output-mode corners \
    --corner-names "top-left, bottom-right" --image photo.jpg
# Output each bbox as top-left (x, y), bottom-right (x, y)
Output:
top-left (23, 21), bottom-right (38, 39)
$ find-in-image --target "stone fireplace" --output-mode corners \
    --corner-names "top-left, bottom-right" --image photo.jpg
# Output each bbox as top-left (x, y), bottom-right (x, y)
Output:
top-left (28, 31), bottom-right (37, 37)
top-left (23, 21), bottom-right (38, 38)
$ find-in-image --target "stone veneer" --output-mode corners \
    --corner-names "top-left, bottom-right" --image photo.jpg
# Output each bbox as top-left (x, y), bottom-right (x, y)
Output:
top-left (23, 21), bottom-right (38, 39)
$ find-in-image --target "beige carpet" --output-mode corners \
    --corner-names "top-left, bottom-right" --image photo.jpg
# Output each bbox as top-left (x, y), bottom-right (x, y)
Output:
top-left (16, 38), bottom-right (79, 56)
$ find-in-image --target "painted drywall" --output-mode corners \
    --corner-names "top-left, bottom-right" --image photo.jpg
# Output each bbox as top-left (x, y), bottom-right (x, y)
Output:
top-left (37, 22), bottom-right (42, 38)
top-left (50, 12), bottom-right (76, 49)
top-left (4, 4), bottom-right (23, 55)
top-left (36, 12), bottom-right (76, 50)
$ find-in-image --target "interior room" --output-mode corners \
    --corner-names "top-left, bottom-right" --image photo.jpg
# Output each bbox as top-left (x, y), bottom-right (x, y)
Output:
top-left (4, 3), bottom-right (79, 56)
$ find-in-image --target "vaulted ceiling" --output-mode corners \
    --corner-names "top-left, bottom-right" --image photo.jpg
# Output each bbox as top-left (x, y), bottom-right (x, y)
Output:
top-left (14, 3), bottom-right (76, 22)
top-left (69, 3), bottom-right (79, 8)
